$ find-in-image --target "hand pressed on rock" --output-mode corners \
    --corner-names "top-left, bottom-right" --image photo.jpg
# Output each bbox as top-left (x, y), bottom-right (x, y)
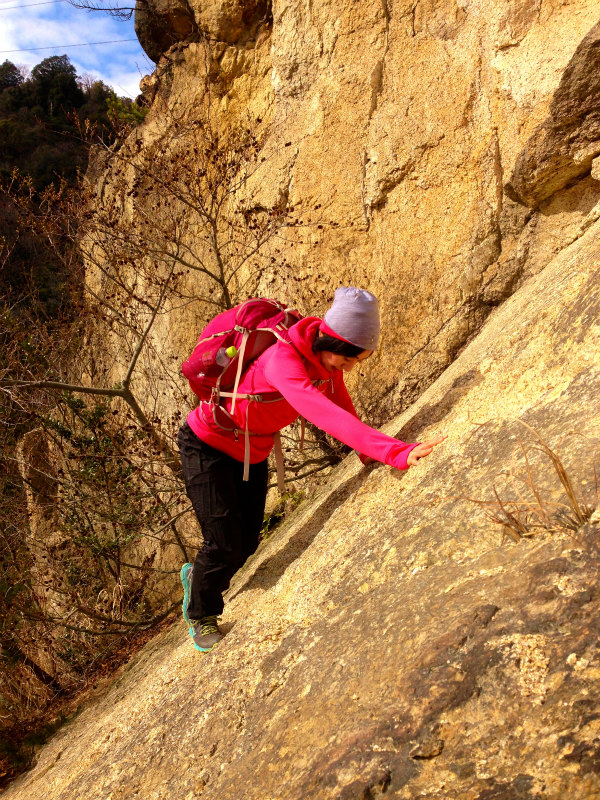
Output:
top-left (406, 435), bottom-right (447, 467)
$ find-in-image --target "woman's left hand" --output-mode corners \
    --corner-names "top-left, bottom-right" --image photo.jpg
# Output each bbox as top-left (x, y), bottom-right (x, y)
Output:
top-left (406, 435), bottom-right (447, 467)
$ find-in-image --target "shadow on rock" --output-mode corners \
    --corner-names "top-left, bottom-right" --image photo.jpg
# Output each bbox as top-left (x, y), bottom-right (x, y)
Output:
top-left (228, 467), bottom-right (378, 601)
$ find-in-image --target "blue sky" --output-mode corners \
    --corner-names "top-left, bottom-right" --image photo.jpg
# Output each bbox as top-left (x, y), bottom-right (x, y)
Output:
top-left (0, 0), bottom-right (154, 98)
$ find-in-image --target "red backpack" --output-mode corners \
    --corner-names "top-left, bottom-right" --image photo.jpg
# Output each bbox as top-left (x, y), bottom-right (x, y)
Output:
top-left (182, 299), bottom-right (303, 489)
top-left (182, 298), bottom-right (302, 405)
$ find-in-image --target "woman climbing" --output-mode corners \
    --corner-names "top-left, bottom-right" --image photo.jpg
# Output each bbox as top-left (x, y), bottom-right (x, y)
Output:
top-left (178, 287), bottom-right (446, 651)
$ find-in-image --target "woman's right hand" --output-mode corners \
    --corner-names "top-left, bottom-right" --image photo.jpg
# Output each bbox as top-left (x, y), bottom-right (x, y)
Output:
top-left (406, 435), bottom-right (447, 467)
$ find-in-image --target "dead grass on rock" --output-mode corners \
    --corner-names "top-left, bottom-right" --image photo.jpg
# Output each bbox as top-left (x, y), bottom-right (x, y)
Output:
top-left (466, 423), bottom-right (597, 543)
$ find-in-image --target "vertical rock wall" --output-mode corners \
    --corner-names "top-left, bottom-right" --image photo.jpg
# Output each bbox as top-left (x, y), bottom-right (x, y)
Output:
top-left (129, 0), bottom-right (600, 424)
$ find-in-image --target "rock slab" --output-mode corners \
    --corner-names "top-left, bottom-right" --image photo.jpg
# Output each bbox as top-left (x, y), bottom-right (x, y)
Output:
top-left (5, 191), bottom-right (600, 799)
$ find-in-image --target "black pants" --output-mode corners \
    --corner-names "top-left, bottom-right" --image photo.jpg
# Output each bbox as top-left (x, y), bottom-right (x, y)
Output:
top-left (177, 422), bottom-right (269, 618)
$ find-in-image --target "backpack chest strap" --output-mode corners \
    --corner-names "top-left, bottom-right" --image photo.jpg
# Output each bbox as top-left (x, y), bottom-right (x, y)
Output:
top-left (217, 391), bottom-right (283, 403)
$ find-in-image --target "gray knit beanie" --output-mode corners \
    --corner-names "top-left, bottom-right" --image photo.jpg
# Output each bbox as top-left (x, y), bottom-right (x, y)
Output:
top-left (322, 287), bottom-right (380, 351)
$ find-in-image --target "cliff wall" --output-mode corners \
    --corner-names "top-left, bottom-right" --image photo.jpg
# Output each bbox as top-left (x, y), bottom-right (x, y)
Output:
top-left (127, 0), bottom-right (600, 422)
top-left (6, 2), bottom-right (600, 796)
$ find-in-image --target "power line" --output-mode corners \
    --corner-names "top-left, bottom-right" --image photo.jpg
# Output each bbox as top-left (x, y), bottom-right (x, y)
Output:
top-left (0, 0), bottom-right (135, 7)
top-left (0, 38), bottom-right (138, 53)
top-left (0, 0), bottom-right (67, 9)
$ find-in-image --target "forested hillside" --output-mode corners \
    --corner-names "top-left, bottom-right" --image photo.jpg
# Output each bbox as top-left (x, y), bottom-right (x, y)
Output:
top-left (0, 57), bottom-right (148, 784)
top-left (0, 54), bottom-right (135, 311)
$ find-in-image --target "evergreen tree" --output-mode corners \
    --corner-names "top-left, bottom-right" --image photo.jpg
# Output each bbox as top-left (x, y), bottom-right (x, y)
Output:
top-left (0, 60), bottom-right (23, 91)
top-left (0, 54), bottom-right (147, 315)
top-left (0, 57), bottom-right (108, 312)
top-left (29, 55), bottom-right (85, 115)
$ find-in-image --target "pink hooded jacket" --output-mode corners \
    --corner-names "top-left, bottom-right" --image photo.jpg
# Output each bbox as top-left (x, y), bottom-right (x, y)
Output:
top-left (186, 317), bottom-right (418, 469)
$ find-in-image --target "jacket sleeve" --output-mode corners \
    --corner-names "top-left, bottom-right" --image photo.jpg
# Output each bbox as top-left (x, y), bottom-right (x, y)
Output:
top-left (330, 370), bottom-right (359, 417)
top-left (264, 346), bottom-right (418, 470)
top-left (329, 371), bottom-right (371, 464)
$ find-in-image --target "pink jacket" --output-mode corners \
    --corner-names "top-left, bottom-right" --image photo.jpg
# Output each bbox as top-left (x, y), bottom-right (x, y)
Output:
top-left (186, 317), bottom-right (418, 469)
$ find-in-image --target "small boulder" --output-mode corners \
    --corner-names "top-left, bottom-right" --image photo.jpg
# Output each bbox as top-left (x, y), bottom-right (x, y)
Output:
top-left (135, 0), bottom-right (197, 63)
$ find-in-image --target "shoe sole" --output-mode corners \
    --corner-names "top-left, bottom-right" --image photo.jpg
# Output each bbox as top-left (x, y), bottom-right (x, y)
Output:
top-left (192, 634), bottom-right (222, 653)
top-left (192, 642), bottom-right (217, 653)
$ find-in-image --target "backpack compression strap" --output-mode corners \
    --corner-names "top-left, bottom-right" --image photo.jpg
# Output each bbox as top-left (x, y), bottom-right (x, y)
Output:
top-left (214, 390), bottom-right (286, 492)
top-left (242, 404), bottom-right (285, 493)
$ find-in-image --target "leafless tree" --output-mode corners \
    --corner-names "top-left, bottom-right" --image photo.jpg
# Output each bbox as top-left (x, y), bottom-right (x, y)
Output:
top-left (0, 89), bottom-right (302, 767)
top-left (67, 0), bottom-right (136, 21)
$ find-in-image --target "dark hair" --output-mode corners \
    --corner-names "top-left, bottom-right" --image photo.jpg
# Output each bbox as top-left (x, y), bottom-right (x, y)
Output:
top-left (311, 333), bottom-right (364, 358)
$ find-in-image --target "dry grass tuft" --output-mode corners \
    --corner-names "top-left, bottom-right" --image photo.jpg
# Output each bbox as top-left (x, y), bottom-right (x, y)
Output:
top-left (467, 423), bottom-right (597, 543)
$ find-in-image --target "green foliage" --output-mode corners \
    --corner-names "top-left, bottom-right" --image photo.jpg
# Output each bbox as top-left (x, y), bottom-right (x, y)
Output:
top-left (44, 399), bottom-right (178, 567)
top-left (30, 55), bottom-right (84, 115)
top-left (0, 60), bottom-right (23, 92)
top-left (261, 491), bottom-right (306, 541)
top-left (106, 94), bottom-right (147, 126)
top-left (0, 55), bottom-right (109, 187)
top-left (23, 712), bottom-right (70, 748)
top-left (31, 54), bottom-right (76, 83)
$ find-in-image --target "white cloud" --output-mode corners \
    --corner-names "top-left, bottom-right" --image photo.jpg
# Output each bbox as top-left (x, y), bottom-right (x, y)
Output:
top-left (76, 65), bottom-right (146, 98)
top-left (0, 1), bottom-right (153, 97)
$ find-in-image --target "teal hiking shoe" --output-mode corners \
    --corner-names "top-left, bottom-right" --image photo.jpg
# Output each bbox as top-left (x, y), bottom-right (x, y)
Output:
top-left (180, 564), bottom-right (223, 652)
top-left (180, 563), bottom-right (194, 630)
top-left (191, 615), bottom-right (224, 652)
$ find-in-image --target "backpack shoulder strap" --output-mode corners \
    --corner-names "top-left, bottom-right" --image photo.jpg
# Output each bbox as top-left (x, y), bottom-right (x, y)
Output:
top-left (229, 329), bottom-right (250, 415)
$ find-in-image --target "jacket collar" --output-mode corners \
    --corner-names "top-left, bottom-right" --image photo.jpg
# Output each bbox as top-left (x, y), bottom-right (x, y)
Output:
top-left (288, 317), bottom-right (331, 379)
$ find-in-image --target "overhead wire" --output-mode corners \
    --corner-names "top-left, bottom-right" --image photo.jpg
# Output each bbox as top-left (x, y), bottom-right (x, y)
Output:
top-left (0, 0), bottom-right (68, 9)
top-left (0, 39), bottom-right (139, 53)
top-left (0, 0), bottom-right (150, 84)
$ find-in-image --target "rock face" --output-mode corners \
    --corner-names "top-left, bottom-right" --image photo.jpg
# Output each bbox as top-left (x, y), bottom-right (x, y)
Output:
top-left (135, 0), bottom-right (197, 64)
top-left (10, 2), bottom-right (600, 797)
top-left (6, 187), bottom-right (600, 799)
top-left (507, 20), bottom-right (600, 207)
top-left (127, 0), bottom-right (600, 431)
top-left (135, 0), bottom-right (270, 61)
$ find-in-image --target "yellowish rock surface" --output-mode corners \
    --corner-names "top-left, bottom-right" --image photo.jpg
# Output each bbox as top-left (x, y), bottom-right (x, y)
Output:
top-left (7, 180), bottom-right (600, 800)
